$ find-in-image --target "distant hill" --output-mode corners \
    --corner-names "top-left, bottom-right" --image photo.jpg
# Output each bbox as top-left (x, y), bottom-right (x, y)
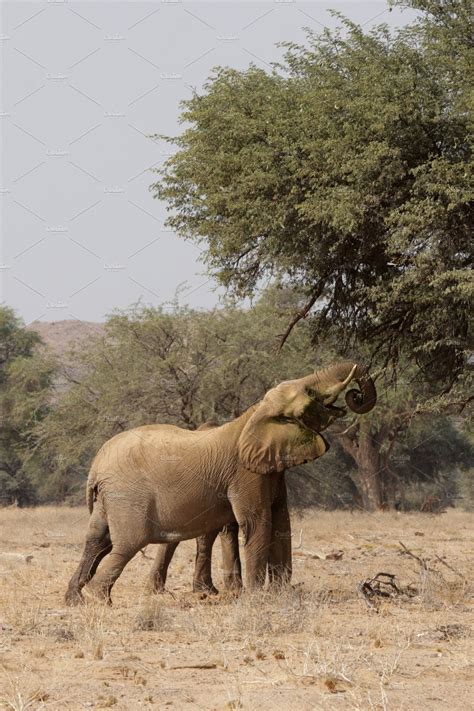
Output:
top-left (27, 320), bottom-right (104, 358)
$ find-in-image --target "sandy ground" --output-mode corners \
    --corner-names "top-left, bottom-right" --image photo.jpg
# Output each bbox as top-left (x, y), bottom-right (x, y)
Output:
top-left (0, 507), bottom-right (472, 710)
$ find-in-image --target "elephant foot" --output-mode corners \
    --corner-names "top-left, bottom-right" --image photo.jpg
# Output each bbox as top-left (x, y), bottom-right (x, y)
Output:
top-left (222, 574), bottom-right (243, 593)
top-left (192, 580), bottom-right (219, 595)
top-left (95, 592), bottom-right (113, 606)
top-left (65, 587), bottom-right (84, 606)
top-left (87, 583), bottom-right (113, 605)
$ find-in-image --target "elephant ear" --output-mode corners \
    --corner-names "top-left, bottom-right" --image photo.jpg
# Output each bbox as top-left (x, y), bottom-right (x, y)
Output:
top-left (238, 404), bottom-right (329, 474)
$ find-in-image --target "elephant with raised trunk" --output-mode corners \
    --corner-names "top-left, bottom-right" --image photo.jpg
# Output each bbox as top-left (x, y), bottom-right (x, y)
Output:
top-left (66, 361), bottom-right (376, 604)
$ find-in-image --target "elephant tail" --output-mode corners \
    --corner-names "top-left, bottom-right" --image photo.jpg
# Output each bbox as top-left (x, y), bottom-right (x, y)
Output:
top-left (86, 479), bottom-right (97, 514)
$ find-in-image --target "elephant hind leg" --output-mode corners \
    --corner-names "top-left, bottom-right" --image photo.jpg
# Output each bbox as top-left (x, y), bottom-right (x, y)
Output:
top-left (65, 508), bottom-right (112, 606)
top-left (91, 542), bottom-right (143, 604)
top-left (147, 542), bottom-right (179, 593)
top-left (193, 529), bottom-right (220, 594)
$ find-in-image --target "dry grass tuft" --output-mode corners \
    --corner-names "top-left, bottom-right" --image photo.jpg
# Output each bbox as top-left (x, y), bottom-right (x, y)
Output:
top-left (0, 661), bottom-right (51, 711)
top-left (0, 686), bottom-right (49, 711)
top-left (70, 598), bottom-right (112, 660)
top-left (1, 568), bottom-right (48, 636)
top-left (134, 596), bottom-right (169, 632)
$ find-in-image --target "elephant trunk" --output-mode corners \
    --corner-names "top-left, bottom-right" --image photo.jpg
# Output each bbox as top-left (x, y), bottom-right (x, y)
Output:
top-left (309, 361), bottom-right (377, 414)
top-left (344, 363), bottom-right (377, 414)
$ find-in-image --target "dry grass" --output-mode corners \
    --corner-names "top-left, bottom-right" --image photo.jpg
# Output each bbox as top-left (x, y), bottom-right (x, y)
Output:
top-left (0, 507), bottom-right (473, 709)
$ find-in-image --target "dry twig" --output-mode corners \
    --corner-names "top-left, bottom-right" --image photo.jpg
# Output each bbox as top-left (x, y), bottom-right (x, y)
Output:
top-left (434, 554), bottom-right (467, 582)
top-left (398, 541), bottom-right (428, 571)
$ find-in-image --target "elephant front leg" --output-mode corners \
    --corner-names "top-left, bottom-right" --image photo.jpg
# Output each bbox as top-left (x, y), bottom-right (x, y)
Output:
top-left (219, 522), bottom-right (242, 592)
top-left (193, 529), bottom-right (219, 593)
top-left (147, 542), bottom-right (179, 593)
top-left (268, 494), bottom-right (292, 587)
top-left (239, 514), bottom-right (272, 590)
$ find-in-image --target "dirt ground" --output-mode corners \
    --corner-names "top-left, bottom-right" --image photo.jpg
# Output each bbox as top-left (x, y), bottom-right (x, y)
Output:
top-left (0, 507), bottom-right (472, 710)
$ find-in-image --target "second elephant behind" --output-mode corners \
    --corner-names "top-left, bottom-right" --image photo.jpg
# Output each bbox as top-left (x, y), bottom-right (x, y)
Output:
top-left (149, 523), bottom-right (242, 594)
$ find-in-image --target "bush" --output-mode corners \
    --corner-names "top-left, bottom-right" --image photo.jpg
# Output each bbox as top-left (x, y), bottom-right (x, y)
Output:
top-left (401, 472), bottom-right (458, 512)
top-left (456, 468), bottom-right (474, 512)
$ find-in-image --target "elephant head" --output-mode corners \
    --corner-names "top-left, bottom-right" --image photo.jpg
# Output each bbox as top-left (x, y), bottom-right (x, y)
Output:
top-left (238, 361), bottom-right (376, 474)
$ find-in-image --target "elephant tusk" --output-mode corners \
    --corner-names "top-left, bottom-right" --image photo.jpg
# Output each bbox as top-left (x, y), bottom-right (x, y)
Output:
top-left (323, 364), bottom-right (358, 403)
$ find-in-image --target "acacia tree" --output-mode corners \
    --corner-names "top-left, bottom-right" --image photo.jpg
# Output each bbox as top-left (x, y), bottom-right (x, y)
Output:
top-left (151, 0), bottom-right (472, 387)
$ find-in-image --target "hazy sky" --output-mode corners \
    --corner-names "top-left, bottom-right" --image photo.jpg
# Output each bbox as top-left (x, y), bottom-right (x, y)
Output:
top-left (1, 0), bottom-right (417, 324)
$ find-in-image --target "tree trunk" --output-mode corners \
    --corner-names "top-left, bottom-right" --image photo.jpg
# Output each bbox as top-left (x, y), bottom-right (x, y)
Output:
top-left (340, 421), bottom-right (384, 511)
top-left (338, 411), bottom-right (409, 511)
top-left (381, 462), bottom-right (399, 510)
top-left (349, 462), bottom-right (383, 512)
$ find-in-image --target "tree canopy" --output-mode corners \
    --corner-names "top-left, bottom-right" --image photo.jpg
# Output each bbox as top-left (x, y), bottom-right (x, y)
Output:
top-left (152, 0), bottom-right (473, 385)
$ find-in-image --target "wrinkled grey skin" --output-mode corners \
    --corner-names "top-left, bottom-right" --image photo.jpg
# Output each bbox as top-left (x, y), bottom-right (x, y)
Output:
top-left (66, 362), bottom-right (376, 604)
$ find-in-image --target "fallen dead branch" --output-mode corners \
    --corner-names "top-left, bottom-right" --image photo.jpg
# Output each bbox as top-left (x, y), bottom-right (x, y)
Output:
top-left (169, 663), bottom-right (217, 670)
top-left (398, 541), bottom-right (429, 571)
top-left (434, 553), bottom-right (467, 582)
top-left (357, 572), bottom-right (401, 611)
top-left (294, 549), bottom-right (344, 561)
top-left (398, 541), bottom-right (468, 605)
top-left (292, 529), bottom-right (343, 560)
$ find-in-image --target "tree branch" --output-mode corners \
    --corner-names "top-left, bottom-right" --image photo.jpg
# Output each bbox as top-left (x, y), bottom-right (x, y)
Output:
top-left (277, 282), bottom-right (326, 351)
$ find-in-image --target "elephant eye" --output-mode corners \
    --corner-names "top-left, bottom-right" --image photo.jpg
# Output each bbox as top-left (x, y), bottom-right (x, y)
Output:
top-left (274, 415), bottom-right (294, 424)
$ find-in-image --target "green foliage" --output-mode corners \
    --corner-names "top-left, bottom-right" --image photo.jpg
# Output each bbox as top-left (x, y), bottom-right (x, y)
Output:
top-left (152, 4), bottom-right (473, 383)
top-left (390, 414), bottom-right (473, 508)
top-left (396, 416), bottom-right (472, 479)
top-left (288, 444), bottom-right (359, 511)
top-left (0, 307), bottom-right (55, 505)
top-left (0, 307), bottom-right (41, 379)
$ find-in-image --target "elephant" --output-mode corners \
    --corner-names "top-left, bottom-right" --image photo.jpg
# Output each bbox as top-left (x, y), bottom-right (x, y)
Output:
top-left (65, 361), bottom-right (376, 604)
